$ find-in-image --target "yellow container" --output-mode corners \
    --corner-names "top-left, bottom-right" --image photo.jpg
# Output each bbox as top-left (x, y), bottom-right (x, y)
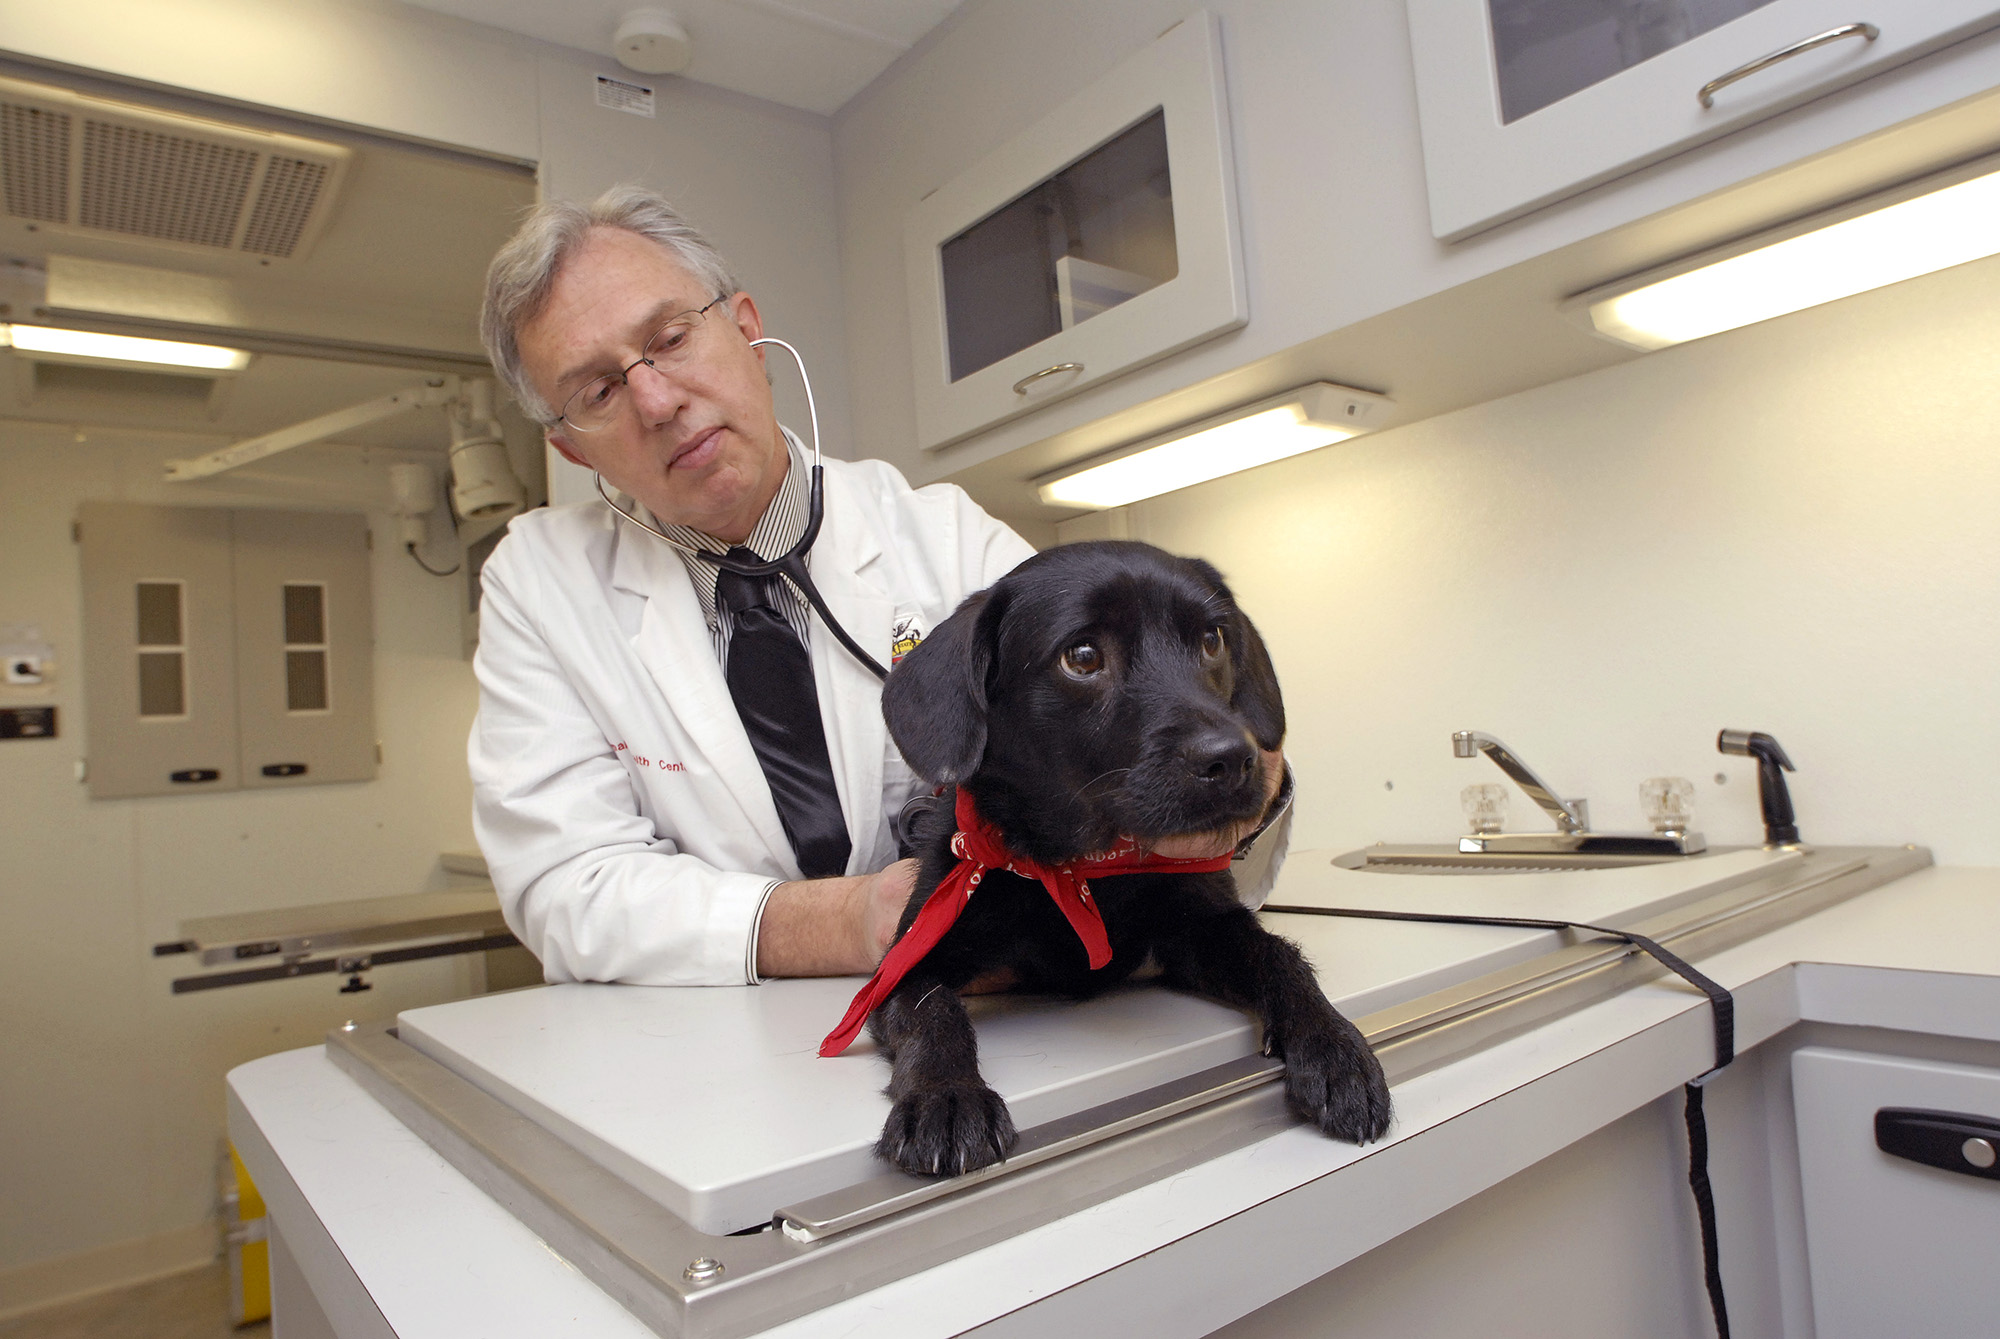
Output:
top-left (223, 1145), bottom-right (271, 1326)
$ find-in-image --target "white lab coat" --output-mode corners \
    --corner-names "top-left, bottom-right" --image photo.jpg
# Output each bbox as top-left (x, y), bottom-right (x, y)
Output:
top-left (470, 454), bottom-right (1036, 986)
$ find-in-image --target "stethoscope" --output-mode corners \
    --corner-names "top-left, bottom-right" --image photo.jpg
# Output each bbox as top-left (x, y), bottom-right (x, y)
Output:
top-left (593, 336), bottom-right (891, 681)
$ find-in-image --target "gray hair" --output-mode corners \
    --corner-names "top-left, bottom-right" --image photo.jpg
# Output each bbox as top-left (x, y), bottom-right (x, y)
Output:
top-left (480, 184), bottom-right (741, 424)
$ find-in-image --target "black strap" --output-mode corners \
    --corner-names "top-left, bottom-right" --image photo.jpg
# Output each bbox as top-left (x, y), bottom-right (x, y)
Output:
top-left (716, 551), bottom-right (851, 879)
top-left (1264, 903), bottom-right (1733, 1339)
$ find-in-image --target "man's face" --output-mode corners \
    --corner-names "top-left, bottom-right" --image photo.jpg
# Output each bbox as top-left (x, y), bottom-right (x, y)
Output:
top-left (518, 227), bottom-right (787, 543)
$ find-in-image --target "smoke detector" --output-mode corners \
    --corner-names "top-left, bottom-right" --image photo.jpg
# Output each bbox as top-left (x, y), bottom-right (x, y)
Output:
top-left (614, 9), bottom-right (694, 75)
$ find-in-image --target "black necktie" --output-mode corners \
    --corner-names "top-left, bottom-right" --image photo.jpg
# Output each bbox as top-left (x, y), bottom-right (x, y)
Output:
top-left (715, 550), bottom-right (851, 879)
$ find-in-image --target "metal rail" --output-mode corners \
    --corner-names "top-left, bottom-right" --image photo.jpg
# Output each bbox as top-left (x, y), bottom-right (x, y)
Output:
top-left (173, 932), bottom-right (521, 994)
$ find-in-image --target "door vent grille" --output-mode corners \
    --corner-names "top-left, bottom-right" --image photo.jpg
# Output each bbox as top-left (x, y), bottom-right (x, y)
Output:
top-left (79, 121), bottom-right (260, 249)
top-left (0, 76), bottom-right (349, 262)
top-left (240, 156), bottom-right (330, 257)
top-left (0, 102), bottom-right (69, 222)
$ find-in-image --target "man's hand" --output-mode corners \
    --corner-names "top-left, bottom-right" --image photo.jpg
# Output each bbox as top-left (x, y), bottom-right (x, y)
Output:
top-left (1140, 748), bottom-right (1287, 860)
top-left (853, 858), bottom-right (916, 964)
top-left (756, 858), bottom-right (917, 977)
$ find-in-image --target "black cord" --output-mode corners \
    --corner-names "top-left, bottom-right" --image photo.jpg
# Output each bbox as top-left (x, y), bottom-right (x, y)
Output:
top-left (1263, 903), bottom-right (1734, 1339)
top-left (406, 542), bottom-right (461, 577)
top-left (690, 468), bottom-right (890, 682)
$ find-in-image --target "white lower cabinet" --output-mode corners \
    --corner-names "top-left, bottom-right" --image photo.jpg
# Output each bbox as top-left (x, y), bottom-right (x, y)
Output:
top-left (1792, 1047), bottom-right (2000, 1338)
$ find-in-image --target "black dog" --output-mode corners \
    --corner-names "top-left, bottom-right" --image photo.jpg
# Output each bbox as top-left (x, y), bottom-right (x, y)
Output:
top-left (860, 540), bottom-right (1391, 1177)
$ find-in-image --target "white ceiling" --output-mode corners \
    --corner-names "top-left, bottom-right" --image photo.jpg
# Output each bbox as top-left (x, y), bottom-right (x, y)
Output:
top-left (402, 0), bottom-right (966, 116)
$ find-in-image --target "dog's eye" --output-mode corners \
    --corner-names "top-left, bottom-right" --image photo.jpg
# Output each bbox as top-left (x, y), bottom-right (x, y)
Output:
top-left (1060, 643), bottom-right (1103, 678)
top-left (1201, 627), bottom-right (1226, 659)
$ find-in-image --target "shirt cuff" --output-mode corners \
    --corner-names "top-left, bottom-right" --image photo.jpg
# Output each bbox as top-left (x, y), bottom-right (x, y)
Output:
top-left (745, 878), bottom-right (782, 984)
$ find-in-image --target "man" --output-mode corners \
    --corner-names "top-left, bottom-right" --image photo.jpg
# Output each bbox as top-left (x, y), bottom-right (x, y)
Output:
top-left (470, 185), bottom-right (1284, 986)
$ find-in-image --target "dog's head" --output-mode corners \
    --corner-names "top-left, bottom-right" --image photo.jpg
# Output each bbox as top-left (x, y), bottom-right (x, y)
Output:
top-left (883, 540), bottom-right (1284, 862)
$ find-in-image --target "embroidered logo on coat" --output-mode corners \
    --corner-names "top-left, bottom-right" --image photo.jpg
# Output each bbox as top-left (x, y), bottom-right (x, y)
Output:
top-left (890, 613), bottom-right (925, 667)
top-left (613, 741), bottom-right (685, 771)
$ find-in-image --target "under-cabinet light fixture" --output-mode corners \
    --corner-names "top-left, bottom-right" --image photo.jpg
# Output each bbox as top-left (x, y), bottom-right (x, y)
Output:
top-left (1037, 382), bottom-right (1392, 510)
top-left (1572, 156), bottom-right (2000, 351)
top-left (1, 323), bottom-right (251, 373)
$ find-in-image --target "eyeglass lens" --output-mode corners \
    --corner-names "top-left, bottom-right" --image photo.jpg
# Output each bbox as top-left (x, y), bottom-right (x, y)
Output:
top-left (562, 297), bottom-right (724, 429)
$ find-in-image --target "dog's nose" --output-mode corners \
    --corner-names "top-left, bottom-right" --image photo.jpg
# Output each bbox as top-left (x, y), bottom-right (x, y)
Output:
top-left (1185, 729), bottom-right (1256, 784)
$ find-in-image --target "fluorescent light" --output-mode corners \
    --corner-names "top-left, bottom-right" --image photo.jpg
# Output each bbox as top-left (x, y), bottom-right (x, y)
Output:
top-left (3, 323), bottom-right (250, 372)
top-left (1038, 382), bottom-right (1390, 510)
top-left (1579, 161), bottom-right (2000, 350)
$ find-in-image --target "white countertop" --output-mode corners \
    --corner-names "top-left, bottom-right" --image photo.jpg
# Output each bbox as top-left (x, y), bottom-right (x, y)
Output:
top-left (228, 856), bottom-right (2000, 1339)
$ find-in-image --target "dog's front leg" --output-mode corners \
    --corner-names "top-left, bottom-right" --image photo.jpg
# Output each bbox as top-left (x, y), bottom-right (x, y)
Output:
top-left (1155, 908), bottom-right (1392, 1144)
top-left (867, 973), bottom-right (1019, 1177)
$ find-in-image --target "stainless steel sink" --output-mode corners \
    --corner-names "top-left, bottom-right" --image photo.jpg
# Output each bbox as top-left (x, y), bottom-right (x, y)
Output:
top-left (1333, 844), bottom-right (1718, 873)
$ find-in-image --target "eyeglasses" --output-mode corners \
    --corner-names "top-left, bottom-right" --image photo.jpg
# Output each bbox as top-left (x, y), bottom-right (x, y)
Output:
top-left (557, 294), bottom-right (730, 431)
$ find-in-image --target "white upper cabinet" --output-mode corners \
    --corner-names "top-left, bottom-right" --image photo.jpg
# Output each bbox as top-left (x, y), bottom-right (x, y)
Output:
top-left (1408, 0), bottom-right (2000, 240)
top-left (902, 12), bottom-right (1246, 452)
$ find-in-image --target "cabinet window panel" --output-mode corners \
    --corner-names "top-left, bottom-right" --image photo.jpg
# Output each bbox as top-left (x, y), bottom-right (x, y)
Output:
top-left (137, 651), bottom-right (186, 718)
top-left (940, 108), bottom-right (1176, 381)
top-left (282, 582), bottom-right (330, 713)
top-left (1491, 0), bottom-right (1782, 124)
top-left (134, 581), bottom-right (187, 718)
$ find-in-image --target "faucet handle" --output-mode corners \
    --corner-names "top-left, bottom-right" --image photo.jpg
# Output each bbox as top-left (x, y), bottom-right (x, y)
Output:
top-left (1461, 783), bottom-right (1509, 835)
top-left (1641, 777), bottom-right (1696, 836)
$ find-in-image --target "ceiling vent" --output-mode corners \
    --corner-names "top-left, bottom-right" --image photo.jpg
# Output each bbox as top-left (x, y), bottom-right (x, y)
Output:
top-left (0, 76), bottom-right (350, 262)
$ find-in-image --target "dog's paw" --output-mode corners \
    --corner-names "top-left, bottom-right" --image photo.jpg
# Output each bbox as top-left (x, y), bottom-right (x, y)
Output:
top-left (1275, 1019), bottom-right (1393, 1145)
top-left (875, 1081), bottom-right (1019, 1177)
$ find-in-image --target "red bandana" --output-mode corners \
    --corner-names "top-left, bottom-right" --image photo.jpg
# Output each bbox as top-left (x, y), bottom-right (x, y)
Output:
top-left (819, 789), bottom-right (1237, 1057)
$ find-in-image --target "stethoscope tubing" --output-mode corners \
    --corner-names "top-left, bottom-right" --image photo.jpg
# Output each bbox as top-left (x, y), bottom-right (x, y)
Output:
top-left (592, 335), bottom-right (891, 681)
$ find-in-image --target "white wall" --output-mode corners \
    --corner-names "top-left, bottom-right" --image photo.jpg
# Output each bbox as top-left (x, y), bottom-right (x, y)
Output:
top-left (530, 41), bottom-right (851, 503)
top-left (1079, 246), bottom-right (2000, 863)
top-left (0, 0), bottom-right (541, 161)
top-left (0, 0), bottom-right (854, 478)
top-left (0, 0), bottom-right (854, 1309)
top-left (0, 423), bottom-right (488, 1313)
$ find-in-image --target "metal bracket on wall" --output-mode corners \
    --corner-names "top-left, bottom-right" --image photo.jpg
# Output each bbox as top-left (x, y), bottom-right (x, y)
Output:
top-left (162, 379), bottom-right (462, 481)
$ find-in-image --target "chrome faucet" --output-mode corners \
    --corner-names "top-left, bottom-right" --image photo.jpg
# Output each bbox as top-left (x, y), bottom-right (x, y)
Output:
top-left (1448, 731), bottom-right (1703, 858)
top-left (1452, 731), bottom-right (1590, 833)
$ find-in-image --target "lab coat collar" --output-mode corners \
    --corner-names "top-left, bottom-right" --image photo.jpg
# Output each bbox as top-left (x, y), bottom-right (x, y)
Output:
top-left (610, 500), bottom-right (802, 878)
top-left (803, 462), bottom-right (891, 874)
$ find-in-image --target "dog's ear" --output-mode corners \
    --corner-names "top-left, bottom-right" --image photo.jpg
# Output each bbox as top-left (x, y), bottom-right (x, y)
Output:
top-left (882, 588), bottom-right (1003, 784)
top-left (1228, 605), bottom-right (1286, 749)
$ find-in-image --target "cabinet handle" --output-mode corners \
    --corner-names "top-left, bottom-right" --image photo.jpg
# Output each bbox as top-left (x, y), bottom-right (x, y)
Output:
top-left (1876, 1107), bottom-right (2000, 1181)
top-left (1012, 363), bottom-right (1084, 395)
top-left (1698, 23), bottom-right (1878, 109)
top-left (170, 768), bottom-right (221, 784)
top-left (261, 763), bottom-right (309, 778)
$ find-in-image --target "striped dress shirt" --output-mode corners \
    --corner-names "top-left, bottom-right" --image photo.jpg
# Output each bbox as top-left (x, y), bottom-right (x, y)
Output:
top-left (653, 430), bottom-right (814, 668)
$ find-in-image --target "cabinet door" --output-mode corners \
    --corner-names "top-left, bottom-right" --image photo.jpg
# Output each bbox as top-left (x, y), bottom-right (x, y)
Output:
top-left (77, 502), bottom-right (240, 798)
top-left (903, 12), bottom-right (1246, 451)
top-left (1407, 0), bottom-right (2000, 240)
top-left (1793, 1046), bottom-right (2000, 1338)
top-left (231, 508), bottom-right (376, 787)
